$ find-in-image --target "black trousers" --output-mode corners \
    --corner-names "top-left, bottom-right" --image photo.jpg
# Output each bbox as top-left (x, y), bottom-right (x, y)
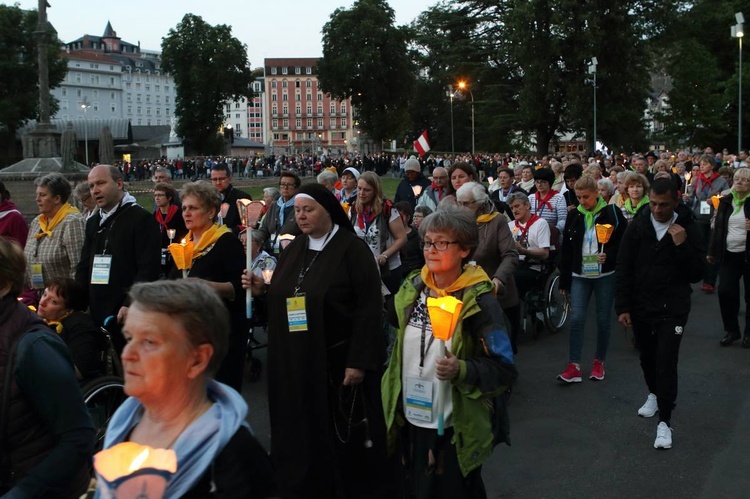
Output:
top-left (718, 250), bottom-right (750, 336)
top-left (696, 219), bottom-right (719, 285)
top-left (632, 316), bottom-right (685, 424)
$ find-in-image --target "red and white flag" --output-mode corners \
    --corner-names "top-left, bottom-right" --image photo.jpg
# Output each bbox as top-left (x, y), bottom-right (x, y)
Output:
top-left (413, 130), bottom-right (431, 156)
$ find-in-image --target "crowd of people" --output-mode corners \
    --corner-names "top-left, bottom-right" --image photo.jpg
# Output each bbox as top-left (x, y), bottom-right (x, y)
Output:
top-left (0, 143), bottom-right (746, 497)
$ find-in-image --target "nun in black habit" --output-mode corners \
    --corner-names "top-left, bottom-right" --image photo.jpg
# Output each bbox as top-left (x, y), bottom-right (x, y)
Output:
top-left (258, 183), bottom-right (389, 498)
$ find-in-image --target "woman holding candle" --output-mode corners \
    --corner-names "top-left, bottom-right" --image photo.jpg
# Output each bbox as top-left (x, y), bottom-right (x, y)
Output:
top-left (244, 183), bottom-right (388, 498)
top-left (153, 182), bottom-right (187, 250)
top-left (168, 181), bottom-right (247, 392)
top-left (558, 176), bottom-right (627, 383)
top-left (100, 279), bottom-right (277, 498)
top-left (708, 167), bottom-right (750, 348)
top-left (23, 173), bottom-right (85, 300)
top-left (381, 207), bottom-right (517, 497)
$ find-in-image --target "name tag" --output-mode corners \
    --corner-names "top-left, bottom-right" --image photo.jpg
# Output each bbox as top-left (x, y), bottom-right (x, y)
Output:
top-left (31, 263), bottom-right (44, 289)
top-left (161, 249), bottom-right (168, 266)
top-left (700, 201), bottom-right (711, 215)
top-left (405, 377), bottom-right (434, 422)
top-left (286, 294), bottom-right (308, 332)
top-left (582, 254), bottom-right (600, 277)
top-left (91, 255), bottom-right (113, 285)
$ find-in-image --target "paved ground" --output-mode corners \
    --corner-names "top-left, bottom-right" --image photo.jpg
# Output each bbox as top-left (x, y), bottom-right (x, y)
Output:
top-left (240, 285), bottom-right (750, 499)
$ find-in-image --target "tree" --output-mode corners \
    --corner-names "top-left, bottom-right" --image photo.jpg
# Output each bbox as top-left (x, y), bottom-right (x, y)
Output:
top-left (319, 0), bottom-right (415, 144)
top-left (0, 4), bottom-right (66, 153)
top-left (161, 14), bottom-right (253, 155)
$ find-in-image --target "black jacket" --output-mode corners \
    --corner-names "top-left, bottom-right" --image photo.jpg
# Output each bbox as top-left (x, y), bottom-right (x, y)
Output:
top-left (394, 174), bottom-right (430, 210)
top-left (559, 203), bottom-right (627, 291)
top-left (221, 184), bottom-right (252, 234)
top-left (615, 203), bottom-right (704, 321)
top-left (707, 193), bottom-right (750, 262)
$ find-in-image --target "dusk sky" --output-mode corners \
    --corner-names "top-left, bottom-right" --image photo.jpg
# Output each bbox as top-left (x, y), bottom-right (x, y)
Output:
top-left (4, 0), bottom-right (435, 68)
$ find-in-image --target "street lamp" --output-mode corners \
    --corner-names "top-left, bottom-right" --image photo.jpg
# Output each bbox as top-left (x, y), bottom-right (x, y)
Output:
top-left (447, 85), bottom-right (455, 155)
top-left (80, 97), bottom-right (90, 165)
top-left (733, 12), bottom-right (744, 154)
top-left (457, 81), bottom-right (475, 156)
top-left (585, 58), bottom-right (598, 153)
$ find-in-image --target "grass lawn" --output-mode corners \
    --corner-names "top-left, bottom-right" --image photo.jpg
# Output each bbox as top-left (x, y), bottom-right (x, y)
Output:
top-left (131, 175), bottom-right (403, 208)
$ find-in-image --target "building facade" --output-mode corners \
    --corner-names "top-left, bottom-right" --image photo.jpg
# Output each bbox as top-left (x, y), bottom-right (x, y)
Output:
top-left (224, 77), bottom-right (266, 144)
top-left (264, 58), bottom-right (354, 155)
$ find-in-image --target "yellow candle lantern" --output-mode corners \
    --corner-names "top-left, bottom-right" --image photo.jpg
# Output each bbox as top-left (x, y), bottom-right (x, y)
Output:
top-left (94, 442), bottom-right (177, 499)
top-left (710, 195), bottom-right (722, 210)
top-left (341, 201), bottom-right (350, 215)
top-left (426, 296), bottom-right (463, 342)
top-left (168, 239), bottom-right (194, 276)
top-left (595, 224), bottom-right (614, 245)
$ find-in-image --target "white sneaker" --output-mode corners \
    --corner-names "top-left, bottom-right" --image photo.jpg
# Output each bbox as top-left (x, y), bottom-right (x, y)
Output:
top-left (638, 393), bottom-right (658, 417)
top-left (654, 422), bottom-right (672, 449)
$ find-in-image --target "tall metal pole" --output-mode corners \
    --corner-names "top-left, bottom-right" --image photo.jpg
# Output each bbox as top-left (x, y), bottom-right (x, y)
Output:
top-left (593, 71), bottom-right (597, 153)
top-left (36, 0), bottom-right (51, 125)
top-left (449, 85), bottom-right (455, 156)
top-left (740, 35), bottom-right (743, 154)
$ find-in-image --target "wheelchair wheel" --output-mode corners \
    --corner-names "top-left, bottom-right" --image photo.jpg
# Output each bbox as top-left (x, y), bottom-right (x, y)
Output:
top-left (543, 270), bottom-right (570, 333)
top-left (82, 376), bottom-right (126, 451)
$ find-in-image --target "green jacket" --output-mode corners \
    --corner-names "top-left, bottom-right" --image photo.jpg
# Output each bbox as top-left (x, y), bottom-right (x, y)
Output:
top-left (381, 271), bottom-right (517, 476)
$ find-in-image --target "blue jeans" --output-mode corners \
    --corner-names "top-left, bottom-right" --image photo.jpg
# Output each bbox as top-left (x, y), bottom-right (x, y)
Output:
top-left (568, 273), bottom-right (615, 364)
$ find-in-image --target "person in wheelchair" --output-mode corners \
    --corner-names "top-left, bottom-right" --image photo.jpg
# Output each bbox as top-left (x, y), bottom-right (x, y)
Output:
top-left (240, 228), bottom-right (276, 329)
top-left (35, 276), bottom-right (106, 383)
top-left (507, 192), bottom-right (551, 303)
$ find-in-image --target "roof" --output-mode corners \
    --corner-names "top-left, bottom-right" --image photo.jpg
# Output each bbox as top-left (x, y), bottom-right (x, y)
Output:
top-left (16, 119), bottom-right (132, 141)
top-left (132, 125), bottom-right (170, 143)
top-left (61, 50), bottom-right (120, 65)
top-left (264, 57), bottom-right (320, 73)
top-left (102, 21), bottom-right (118, 38)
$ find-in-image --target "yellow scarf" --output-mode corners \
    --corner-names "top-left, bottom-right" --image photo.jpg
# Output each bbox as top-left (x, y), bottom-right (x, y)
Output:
top-left (421, 263), bottom-right (492, 297)
top-left (35, 203), bottom-right (79, 239)
top-left (188, 223), bottom-right (232, 260)
top-left (476, 211), bottom-right (500, 223)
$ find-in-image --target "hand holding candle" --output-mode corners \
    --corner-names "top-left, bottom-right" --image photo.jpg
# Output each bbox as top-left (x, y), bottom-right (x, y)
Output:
top-left (426, 295), bottom-right (463, 436)
top-left (168, 239), bottom-right (194, 278)
top-left (595, 223), bottom-right (614, 254)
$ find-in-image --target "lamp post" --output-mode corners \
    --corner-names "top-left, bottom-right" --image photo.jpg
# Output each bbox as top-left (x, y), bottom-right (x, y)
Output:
top-left (733, 13), bottom-right (745, 154)
top-left (457, 81), bottom-right (475, 156)
top-left (447, 85), bottom-right (455, 156)
top-left (586, 58), bottom-right (598, 153)
top-left (80, 97), bottom-right (90, 165)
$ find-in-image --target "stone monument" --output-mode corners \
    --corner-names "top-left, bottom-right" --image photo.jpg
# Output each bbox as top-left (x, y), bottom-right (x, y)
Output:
top-left (99, 125), bottom-right (115, 165)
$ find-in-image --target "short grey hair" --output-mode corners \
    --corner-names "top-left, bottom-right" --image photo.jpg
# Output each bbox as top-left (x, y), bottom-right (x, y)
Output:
top-left (154, 167), bottom-right (172, 179)
top-left (129, 280), bottom-right (229, 375)
top-left (317, 170), bottom-right (338, 186)
top-left (507, 192), bottom-right (530, 206)
top-left (597, 178), bottom-right (615, 195)
top-left (181, 180), bottom-right (221, 214)
top-left (418, 206), bottom-right (478, 254)
top-left (74, 181), bottom-right (91, 201)
top-left (263, 187), bottom-right (281, 201)
top-left (455, 181), bottom-right (488, 205)
top-left (35, 172), bottom-right (72, 203)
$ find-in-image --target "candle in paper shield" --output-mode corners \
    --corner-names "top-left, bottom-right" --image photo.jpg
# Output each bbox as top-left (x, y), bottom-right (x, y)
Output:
top-left (710, 195), bottom-right (721, 210)
top-left (411, 185), bottom-right (423, 198)
top-left (168, 239), bottom-right (194, 278)
top-left (94, 442), bottom-right (177, 499)
top-left (595, 224), bottom-right (614, 245)
top-left (237, 198), bottom-right (252, 227)
top-left (166, 229), bottom-right (176, 244)
top-left (218, 202), bottom-right (230, 225)
top-left (426, 296), bottom-right (463, 341)
top-left (341, 201), bottom-right (350, 215)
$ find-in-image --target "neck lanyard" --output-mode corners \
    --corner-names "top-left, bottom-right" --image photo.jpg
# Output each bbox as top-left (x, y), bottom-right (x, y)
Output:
top-left (98, 203), bottom-right (132, 255)
top-left (293, 228), bottom-right (334, 295)
top-left (419, 292), bottom-right (435, 378)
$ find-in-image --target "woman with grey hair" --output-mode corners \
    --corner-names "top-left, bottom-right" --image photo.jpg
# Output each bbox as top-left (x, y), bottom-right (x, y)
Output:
top-left (24, 172), bottom-right (85, 300)
top-left (597, 178), bottom-right (615, 203)
top-left (382, 207), bottom-right (517, 496)
top-left (317, 169), bottom-right (339, 196)
top-left (456, 181), bottom-right (521, 353)
top-left (99, 279), bottom-right (277, 497)
top-left (168, 180), bottom-right (247, 392)
top-left (73, 181), bottom-right (97, 220)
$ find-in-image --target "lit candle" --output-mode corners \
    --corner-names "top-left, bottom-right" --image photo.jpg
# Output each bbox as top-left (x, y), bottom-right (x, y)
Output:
top-left (426, 296), bottom-right (463, 436)
top-left (94, 442), bottom-right (177, 499)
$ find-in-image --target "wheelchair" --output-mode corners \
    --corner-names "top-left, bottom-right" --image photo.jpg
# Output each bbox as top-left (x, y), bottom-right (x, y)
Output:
top-left (81, 326), bottom-right (126, 451)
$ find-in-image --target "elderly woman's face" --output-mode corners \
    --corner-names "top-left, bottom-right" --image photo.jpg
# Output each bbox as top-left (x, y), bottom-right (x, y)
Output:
top-left (456, 192), bottom-right (480, 213)
top-left (423, 230), bottom-right (470, 276)
top-left (37, 286), bottom-right (68, 321)
top-left (734, 175), bottom-right (750, 194)
top-left (341, 173), bottom-right (357, 190)
top-left (295, 196), bottom-right (332, 238)
top-left (598, 185), bottom-right (612, 200)
top-left (412, 211), bottom-right (425, 228)
top-left (122, 303), bottom-right (208, 402)
top-left (627, 183), bottom-right (644, 200)
top-left (181, 194), bottom-right (214, 232)
top-left (499, 171), bottom-right (513, 189)
top-left (521, 168), bottom-right (533, 181)
top-left (36, 185), bottom-right (61, 216)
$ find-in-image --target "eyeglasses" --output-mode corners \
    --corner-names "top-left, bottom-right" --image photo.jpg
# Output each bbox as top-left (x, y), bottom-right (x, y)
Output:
top-left (456, 199), bottom-right (476, 207)
top-left (420, 240), bottom-right (459, 251)
top-left (211, 177), bottom-right (228, 183)
top-left (734, 178), bottom-right (750, 183)
top-left (279, 183), bottom-right (297, 188)
top-left (432, 175), bottom-right (447, 180)
top-left (153, 193), bottom-right (166, 197)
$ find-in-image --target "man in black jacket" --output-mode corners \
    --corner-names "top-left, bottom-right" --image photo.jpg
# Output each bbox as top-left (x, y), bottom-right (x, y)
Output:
top-left (615, 178), bottom-right (704, 450)
top-left (210, 163), bottom-right (251, 234)
top-left (76, 165), bottom-right (161, 350)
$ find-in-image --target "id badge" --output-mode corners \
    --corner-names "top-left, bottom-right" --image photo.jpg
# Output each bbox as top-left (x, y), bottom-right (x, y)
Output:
top-left (160, 249), bottom-right (167, 266)
top-left (405, 377), bottom-right (434, 422)
top-left (582, 254), bottom-right (600, 277)
top-left (91, 254), bottom-right (113, 285)
top-left (700, 201), bottom-right (711, 215)
top-left (286, 294), bottom-right (308, 332)
top-left (31, 263), bottom-right (44, 289)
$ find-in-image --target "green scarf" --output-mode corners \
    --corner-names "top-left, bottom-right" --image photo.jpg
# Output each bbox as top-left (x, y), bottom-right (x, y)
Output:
top-left (624, 196), bottom-right (649, 216)
top-left (576, 197), bottom-right (608, 229)
top-left (731, 190), bottom-right (750, 215)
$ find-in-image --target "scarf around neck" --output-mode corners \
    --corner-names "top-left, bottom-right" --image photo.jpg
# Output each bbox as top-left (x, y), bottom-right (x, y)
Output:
top-left (155, 204), bottom-right (179, 231)
top-left (535, 189), bottom-right (559, 213)
top-left (277, 195), bottom-right (296, 227)
top-left (429, 183), bottom-right (445, 201)
top-left (476, 210), bottom-right (500, 224)
top-left (188, 223), bottom-right (231, 259)
top-left (625, 196), bottom-right (649, 215)
top-left (698, 172), bottom-right (720, 192)
top-left (731, 189), bottom-right (750, 215)
top-left (421, 263), bottom-right (491, 297)
top-left (576, 197), bottom-right (608, 229)
top-left (35, 203), bottom-right (79, 239)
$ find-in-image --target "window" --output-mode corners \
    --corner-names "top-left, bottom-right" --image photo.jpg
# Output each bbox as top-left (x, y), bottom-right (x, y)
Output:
top-left (317, 104), bottom-right (323, 114)
top-left (75, 73), bottom-right (81, 83)
top-left (341, 103), bottom-right (347, 114)
top-left (125, 82), bottom-right (131, 89)
top-left (226, 104), bottom-right (231, 111)
top-left (61, 100), bottom-right (68, 110)
top-left (61, 88), bottom-right (67, 96)
top-left (145, 84), bottom-right (150, 91)
top-left (295, 67), bottom-right (301, 75)
top-left (295, 105), bottom-right (301, 114)
top-left (235, 113), bottom-right (240, 119)
top-left (110, 91), bottom-right (115, 100)
top-left (341, 118), bottom-right (347, 128)
top-left (273, 119), bottom-right (278, 129)
top-left (146, 107), bottom-right (151, 115)
top-left (282, 94), bottom-right (288, 102)
top-left (236, 103), bottom-right (240, 109)
top-left (137, 106), bottom-right (142, 114)
top-left (272, 94), bottom-right (277, 102)
top-left (135, 82), bottom-right (141, 89)
top-left (253, 82), bottom-right (261, 92)
top-left (307, 118), bottom-right (312, 128)
top-left (146, 95), bottom-right (151, 103)
top-left (283, 119), bottom-right (289, 128)
top-left (282, 80), bottom-right (288, 89)
top-left (156, 108), bottom-right (160, 115)
top-left (273, 133), bottom-right (280, 140)
top-left (283, 105), bottom-right (288, 115)
top-left (330, 118), bottom-right (336, 128)
top-left (166, 108), bottom-right (170, 116)
top-left (272, 80), bottom-right (277, 88)
top-left (156, 85), bottom-right (160, 92)
top-left (306, 104), bottom-right (312, 114)
top-left (317, 93), bottom-right (322, 101)
top-left (110, 77), bottom-right (115, 86)
top-left (306, 93), bottom-right (312, 101)
top-left (272, 105), bottom-right (277, 115)
top-left (127, 105), bottom-right (132, 114)
top-left (295, 80), bottom-right (300, 88)
top-left (282, 67), bottom-right (288, 75)
top-left (165, 86), bottom-right (170, 93)
top-left (271, 67), bottom-right (277, 75)
top-left (306, 67), bottom-right (312, 74)
top-left (317, 118), bottom-right (323, 128)
top-left (296, 119), bottom-right (301, 128)
top-left (330, 104), bottom-right (335, 114)
top-left (306, 80), bottom-right (312, 88)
